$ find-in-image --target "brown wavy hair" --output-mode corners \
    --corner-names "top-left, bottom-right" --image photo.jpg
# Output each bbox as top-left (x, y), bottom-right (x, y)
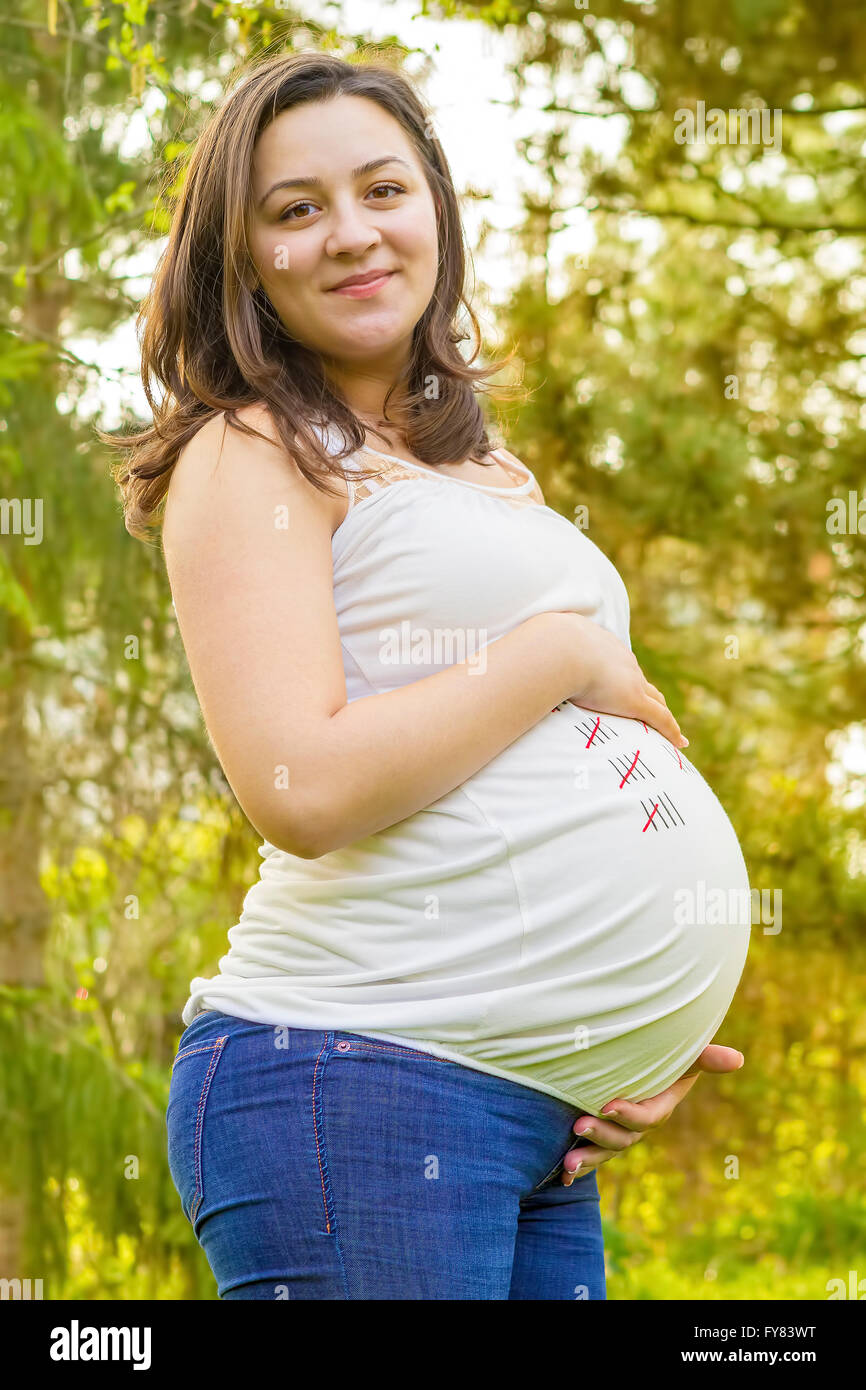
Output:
top-left (101, 47), bottom-right (522, 541)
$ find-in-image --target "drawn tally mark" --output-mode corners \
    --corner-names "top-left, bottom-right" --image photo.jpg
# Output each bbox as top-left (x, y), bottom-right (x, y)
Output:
top-left (572, 713), bottom-right (619, 747)
top-left (560, 708), bottom-right (694, 834)
top-left (605, 746), bottom-right (687, 832)
top-left (617, 739), bottom-right (693, 833)
top-left (639, 790), bottom-right (686, 832)
top-left (659, 741), bottom-right (698, 776)
top-left (608, 749), bottom-right (655, 787)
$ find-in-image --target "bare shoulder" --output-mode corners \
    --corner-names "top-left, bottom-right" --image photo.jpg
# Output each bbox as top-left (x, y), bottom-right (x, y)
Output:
top-left (226, 400), bottom-right (298, 453)
top-left (170, 402), bottom-right (307, 487)
top-left (165, 403), bottom-right (346, 539)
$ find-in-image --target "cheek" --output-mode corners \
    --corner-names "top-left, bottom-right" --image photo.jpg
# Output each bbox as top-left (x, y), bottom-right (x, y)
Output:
top-left (393, 211), bottom-right (439, 282)
top-left (256, 230), bottom-right (314, 289)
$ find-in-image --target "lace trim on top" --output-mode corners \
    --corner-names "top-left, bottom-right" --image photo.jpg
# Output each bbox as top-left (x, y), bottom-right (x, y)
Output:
top-left (345, 446), bottom-right (546, 510)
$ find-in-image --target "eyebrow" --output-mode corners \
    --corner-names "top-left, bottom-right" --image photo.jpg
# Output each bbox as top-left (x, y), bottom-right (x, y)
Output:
top-left (258, 156), bottom-right (413, 209)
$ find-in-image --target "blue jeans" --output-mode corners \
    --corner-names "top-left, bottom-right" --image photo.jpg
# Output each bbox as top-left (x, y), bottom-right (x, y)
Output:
top-left (166, 1009), bottom-right (606, 1300)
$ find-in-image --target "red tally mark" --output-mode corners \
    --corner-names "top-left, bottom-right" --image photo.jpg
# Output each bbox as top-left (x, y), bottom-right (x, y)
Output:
top-left (607, 750), bottom-right (655, 785)
top-left (639, 791), bottom-right (686, 831)
top-left (619, 749), bottom-right (640, 788)
top-left (571, 713), bottom-right (618, 746)
top-left (660, 741), bottom-right (695, 775)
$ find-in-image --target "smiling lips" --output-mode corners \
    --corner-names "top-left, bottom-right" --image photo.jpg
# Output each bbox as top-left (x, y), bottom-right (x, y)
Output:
top-left (328, 269), bottom-right (396, 298)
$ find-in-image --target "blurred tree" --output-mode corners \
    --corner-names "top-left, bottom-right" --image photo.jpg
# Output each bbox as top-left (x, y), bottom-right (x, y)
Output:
top-left (445, 0), bottom-right (866, 1267)
top-left (0, 0), bottom-right (392, 1296)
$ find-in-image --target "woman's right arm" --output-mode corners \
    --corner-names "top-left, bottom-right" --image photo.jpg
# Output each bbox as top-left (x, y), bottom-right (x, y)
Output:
top-left (162, 407), bottom-right (683, 859)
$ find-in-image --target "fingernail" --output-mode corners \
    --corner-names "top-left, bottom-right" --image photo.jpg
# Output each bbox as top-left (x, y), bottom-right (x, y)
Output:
top-left (601, 1107), bottom-right (619, 1118)
top-left (576, 1125), bottom-right (594, 1137)
top-left (680, 737), bottom-right (689, 748)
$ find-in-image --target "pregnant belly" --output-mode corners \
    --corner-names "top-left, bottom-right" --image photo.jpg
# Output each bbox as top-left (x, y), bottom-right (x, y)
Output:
top-left (215, 704), bottom-right (752, 1116)
top-left (454, 704), bottom-right (753, 1112)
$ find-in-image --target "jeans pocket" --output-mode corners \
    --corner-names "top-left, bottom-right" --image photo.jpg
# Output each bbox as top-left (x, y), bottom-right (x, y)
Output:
top-left (166, 1035), bottom-right (230, 1227)
top-left (535, 1159), bottom-right (565, 1189)
top-left (532, 1136), bottom-right (593, 1193)
top-left (332, 1034), bottom-right (457, 1064)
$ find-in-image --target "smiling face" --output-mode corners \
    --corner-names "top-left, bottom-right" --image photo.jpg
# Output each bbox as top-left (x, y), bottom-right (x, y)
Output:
top-left (248, 94), bottom-right (441, 396)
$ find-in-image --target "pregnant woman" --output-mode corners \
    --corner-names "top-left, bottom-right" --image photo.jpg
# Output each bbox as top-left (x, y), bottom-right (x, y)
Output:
top-left (109, 50), bottom-right (751, 1299)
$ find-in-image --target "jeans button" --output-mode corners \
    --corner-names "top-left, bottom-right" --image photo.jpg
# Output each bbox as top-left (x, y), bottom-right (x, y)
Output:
top-left (336, 1040), bottom-right (351, 1052)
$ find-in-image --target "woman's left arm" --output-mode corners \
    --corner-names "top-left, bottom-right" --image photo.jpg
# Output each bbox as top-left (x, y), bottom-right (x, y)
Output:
top-left (561, 1044), bottom-right (746, 1185)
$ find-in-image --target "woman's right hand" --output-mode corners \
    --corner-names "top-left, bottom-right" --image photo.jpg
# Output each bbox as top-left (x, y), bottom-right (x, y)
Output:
top-left (558, 612), bottom-right (688, 748)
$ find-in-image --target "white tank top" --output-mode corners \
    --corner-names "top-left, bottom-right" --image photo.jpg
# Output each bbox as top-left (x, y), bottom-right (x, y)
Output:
top-left (182, 425), bottom-right (751, 1115)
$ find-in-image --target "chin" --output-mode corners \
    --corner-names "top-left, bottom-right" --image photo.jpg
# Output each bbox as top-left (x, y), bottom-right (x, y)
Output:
top-left (329, 318), bottom-right (415, 356)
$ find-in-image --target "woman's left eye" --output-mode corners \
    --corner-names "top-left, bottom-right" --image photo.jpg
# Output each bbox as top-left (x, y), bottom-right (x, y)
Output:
top-left (368, 182), bottom-right (405, 200)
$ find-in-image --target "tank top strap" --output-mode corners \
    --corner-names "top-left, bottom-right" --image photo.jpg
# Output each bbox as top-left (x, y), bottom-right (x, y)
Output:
top-left (307, 424), bottom-right (393, 515)
top-left (317, 425), bottom-right (547, 512)
top-left (341, 448), bottom-right (434, 508)
top-left (489, 446), bottom-right (524, 481)
top-left (491, 446), bottom-right (546, 506)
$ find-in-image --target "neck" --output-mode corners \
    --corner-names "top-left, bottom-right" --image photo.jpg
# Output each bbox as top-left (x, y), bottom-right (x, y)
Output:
top-left (321, 346), bottom-right (411, 430)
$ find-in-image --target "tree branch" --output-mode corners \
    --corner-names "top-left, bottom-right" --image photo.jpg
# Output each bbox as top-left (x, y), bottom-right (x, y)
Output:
top-left (0, 324), bottom-right (139, 379)
top-left (537, 100), bottom-right (866, 121)
top-left (0, 203), bottom-right (160, 279)
top-left (586, 199), bottom-right (866, 234)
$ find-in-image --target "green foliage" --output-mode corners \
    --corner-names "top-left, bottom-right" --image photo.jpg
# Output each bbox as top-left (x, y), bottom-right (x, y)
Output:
top-left (0, 985), bottom-right (215, 1297)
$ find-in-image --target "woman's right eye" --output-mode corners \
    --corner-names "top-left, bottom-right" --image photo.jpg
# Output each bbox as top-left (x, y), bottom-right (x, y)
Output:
top-left (279, 201), bottom-right (317, 222)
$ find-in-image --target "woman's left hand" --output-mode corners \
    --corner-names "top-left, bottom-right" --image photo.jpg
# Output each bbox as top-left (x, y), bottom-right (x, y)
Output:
top-left (561, 1043), bottom-right (745, 1184)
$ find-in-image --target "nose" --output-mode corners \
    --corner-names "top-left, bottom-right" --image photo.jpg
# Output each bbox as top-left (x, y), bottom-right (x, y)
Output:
top-left (324, 196), bottom-right (382, 259)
